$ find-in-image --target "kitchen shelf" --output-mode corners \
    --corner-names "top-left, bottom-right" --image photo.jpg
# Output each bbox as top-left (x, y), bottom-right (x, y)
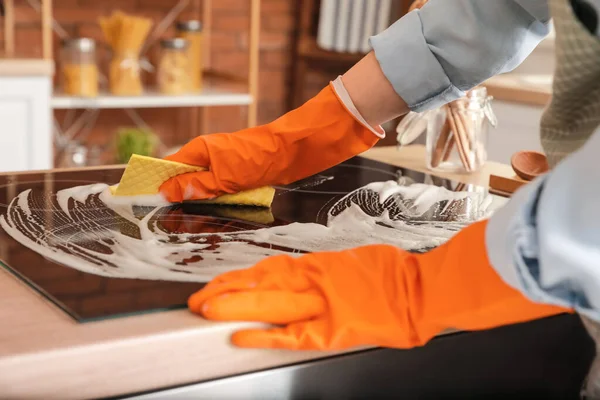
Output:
top-left (2, 0), bottom-right (261, 169)
top-left (51, 89), bottom-right (252, 110)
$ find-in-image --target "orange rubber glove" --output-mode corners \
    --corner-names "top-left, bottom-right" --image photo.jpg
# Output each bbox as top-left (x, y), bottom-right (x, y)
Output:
top-left (159, 81), bottom-right (380, 202)
top-left (189, 220), bottom-right (571, 350)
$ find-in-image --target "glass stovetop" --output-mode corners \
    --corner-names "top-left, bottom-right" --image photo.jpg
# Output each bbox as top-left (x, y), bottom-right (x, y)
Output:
top-left (0, 157), bottom-right (499, 323)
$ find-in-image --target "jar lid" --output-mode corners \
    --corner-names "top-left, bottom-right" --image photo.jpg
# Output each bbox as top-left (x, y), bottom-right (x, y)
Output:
top-left (467, 86), bottom-right (498, 127)
top-left (160, 38), bottom-right (189, 50)
top-left (396, 111), bottom-right (431, 146)
top-left (176, 20), bottom-right (202, 32)
top-left (467, 86), bottom-right (488, 99)
top-left (62, 38), bottom-right (96, 52)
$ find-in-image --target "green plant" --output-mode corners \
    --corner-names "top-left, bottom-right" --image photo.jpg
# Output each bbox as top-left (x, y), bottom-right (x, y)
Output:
top-left (115, 127), bottom-right (158, 164)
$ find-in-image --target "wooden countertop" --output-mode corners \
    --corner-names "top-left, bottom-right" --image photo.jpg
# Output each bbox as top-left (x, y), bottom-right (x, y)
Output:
top-left (484, 73), bottom-right (552, 107)
top-left (362, 145), bottom-right (516, 186)
top-left (0, 146), bottom-right (515, 399)
top-left (0, 58), bottom-right (55, 77)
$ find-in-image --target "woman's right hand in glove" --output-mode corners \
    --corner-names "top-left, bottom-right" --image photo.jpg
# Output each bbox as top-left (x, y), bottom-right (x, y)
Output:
top-left (159, 77), bottom-right (384, 203)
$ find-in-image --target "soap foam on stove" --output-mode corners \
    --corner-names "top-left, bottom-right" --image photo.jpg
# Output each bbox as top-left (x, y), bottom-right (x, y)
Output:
top-left (0, 180), bottom-right (497, 283)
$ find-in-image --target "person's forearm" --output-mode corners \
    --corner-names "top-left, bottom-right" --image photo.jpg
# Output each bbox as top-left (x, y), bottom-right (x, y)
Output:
top-left (367, 0), bottom-right (551, 113)
top-left (485, 128), bottom-right (600, 322)
top-left (341, 52), bottom-right (409, 128)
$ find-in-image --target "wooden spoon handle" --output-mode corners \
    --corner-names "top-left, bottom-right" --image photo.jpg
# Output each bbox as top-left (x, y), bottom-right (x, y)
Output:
top-left (446, 105), bottom-right (472, 172)
top-left (452, 103), bottom-right (474, 171)
top-left (430, 106), bottom-right (452, 168)
top-left (454, 181), bottom-right (467, 192)
top-left (442, 134), bottom-right (455, 162)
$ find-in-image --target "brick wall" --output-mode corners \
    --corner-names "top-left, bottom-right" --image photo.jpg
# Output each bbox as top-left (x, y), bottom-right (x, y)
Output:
top-left (4, 0), bottom-right (298, 165)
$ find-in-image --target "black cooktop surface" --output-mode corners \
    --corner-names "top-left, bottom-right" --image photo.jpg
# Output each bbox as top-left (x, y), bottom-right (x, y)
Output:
top-left (0, 157), bottom-right (490, 322)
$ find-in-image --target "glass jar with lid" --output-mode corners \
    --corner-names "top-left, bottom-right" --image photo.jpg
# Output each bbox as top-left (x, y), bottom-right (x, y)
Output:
top-left (176, 20), bottom-right (203, 91)
top-left (157, 38), bottom-right (192, 95)
top-left (59, 38), bottom-right (99, 97)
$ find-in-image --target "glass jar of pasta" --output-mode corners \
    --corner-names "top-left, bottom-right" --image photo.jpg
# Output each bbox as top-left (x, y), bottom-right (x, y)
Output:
top-left (59, 38), bottom-right (99, 97)
top-left (176, 20), bottom-right (203, 91)
top-left (157, 38), bottom-right (192, 95)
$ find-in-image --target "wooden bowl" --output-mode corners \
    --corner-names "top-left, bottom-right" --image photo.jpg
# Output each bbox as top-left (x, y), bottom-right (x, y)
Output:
top-left (511, 151), bottom-right (549, 181)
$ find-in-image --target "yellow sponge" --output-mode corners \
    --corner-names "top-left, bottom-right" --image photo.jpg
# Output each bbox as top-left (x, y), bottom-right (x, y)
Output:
top-left (112, 154), bottom-right (275, 208)
top-left (195, 186), bottom-right (276, 208)
top-left (215, 207), bottom-right (274, 224)
top-left (114, 154), bottom-right (200, 196)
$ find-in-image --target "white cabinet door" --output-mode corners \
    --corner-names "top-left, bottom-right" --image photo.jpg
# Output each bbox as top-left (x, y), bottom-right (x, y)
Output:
top-left (0, 76), bottom-right (52, 172)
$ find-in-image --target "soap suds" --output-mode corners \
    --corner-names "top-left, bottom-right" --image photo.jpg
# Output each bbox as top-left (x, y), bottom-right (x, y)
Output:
top-left (0, 180), bottom-right (500, 283)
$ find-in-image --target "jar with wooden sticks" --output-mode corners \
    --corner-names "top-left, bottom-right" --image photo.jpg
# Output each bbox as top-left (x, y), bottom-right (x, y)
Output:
top-left (425, 87), bottom-right (497, 173)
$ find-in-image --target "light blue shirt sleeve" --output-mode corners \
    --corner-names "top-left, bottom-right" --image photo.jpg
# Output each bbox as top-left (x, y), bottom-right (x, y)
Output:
top-left (486, 128), bottom-right (600, 322)
top-left (369, 0), bottom-right (551, 112)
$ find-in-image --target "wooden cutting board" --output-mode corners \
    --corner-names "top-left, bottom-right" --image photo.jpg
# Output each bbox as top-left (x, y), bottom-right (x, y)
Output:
top-left (489, 174), bottom-right (528, 197)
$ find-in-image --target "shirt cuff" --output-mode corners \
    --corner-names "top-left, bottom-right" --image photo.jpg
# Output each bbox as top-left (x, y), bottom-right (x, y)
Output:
top-left (331, 76), bottom-right (386, 139)
top-left (369, 11), bottom-right (464, 113)
top-left (485, 176), bottom-right (576, 311)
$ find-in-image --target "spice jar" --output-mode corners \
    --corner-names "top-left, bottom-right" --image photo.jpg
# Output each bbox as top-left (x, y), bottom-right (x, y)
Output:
top-left (176, 20), bottom-right (203, 91)
top-left (157, 38), bottom-right (192, 95)
top-left (425, 87), bottom-right (497, 173)
top-left (59, 38), bottom-right (99, 97)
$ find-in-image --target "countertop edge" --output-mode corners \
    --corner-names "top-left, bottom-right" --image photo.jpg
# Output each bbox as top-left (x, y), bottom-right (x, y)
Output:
top-left (484, 74), bottom-right (552, 107)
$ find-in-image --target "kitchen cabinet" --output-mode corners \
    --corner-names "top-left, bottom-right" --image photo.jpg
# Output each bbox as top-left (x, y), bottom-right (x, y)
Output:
top-left (0, 60), bottom-right (54, 172)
